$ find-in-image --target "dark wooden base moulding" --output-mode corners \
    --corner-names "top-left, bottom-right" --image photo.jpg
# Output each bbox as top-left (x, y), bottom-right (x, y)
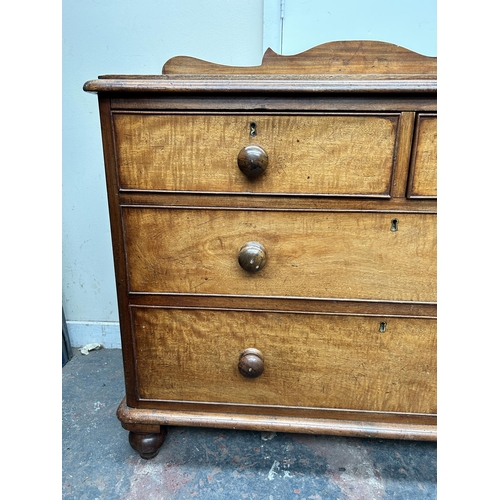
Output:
top-left (117, 397), bottom-right (437, 459)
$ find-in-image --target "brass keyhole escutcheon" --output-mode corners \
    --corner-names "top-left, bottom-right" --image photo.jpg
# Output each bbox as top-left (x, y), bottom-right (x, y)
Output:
top-left (249, 121), bottom-right (257, 137)
top-left (390, 218), bottom-right (399, 232)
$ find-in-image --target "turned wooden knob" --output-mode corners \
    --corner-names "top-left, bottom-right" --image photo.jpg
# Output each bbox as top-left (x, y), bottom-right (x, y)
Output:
top-left (238, 348), bottom-right (264, 378)
top-left (237, 145), bottom-right (268, 178)
top-left (238, 241), bottom-right (267, 273)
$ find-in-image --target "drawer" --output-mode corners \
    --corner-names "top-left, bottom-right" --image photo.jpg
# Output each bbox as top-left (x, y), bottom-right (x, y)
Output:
top-left (407, 114), bottom-right (437, 198)
top-left (123, 207), bottom-right (437, 302)
top-left (113, 113), bottom-right (400, 197)
top-left (133, 307), bottom-right (437, 414)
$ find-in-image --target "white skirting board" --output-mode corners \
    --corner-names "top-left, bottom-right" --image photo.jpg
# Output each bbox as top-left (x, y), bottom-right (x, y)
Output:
top-left (67, 321), bottom-right (121, 348)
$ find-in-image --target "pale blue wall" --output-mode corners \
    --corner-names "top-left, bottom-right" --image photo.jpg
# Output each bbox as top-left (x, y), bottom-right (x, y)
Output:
top-left (281, 0), bottom-right (437, 56)
top-left (63, 0), bottom-right (436, 347)
top-left (63, 0), bottom-right (266, 346)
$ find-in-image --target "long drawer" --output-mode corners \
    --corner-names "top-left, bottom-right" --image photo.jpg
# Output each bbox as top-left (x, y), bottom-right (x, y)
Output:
top-left (133, 307), bottom-right (437, 414)
top-left (123, 207), bottom-right (437, 302)
top-left (113, 113), bottom-right (400, 197)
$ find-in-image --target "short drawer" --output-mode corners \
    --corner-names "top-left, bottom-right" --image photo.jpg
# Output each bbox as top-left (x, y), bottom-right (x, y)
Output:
top-left (407, 114), bottom-right (437, 198)
top-left (123, 207), bottom-right (437, 303)
top-left (133, 307), bottom-right (437, 414)
top-left (113, 113), bottom-right (400, 197)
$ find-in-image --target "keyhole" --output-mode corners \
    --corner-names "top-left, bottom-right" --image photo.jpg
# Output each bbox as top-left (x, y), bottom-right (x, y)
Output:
top-left (379, 322), bottom-right (387, 333)
top-left (390, 218), bottom-right (399, 232)
top-left (250, 122), bottom-right (257, 137)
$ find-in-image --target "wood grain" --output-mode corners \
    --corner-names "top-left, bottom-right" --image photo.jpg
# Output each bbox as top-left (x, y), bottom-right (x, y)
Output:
top-left (109, 96), bottom-right (437, 113)
top-left (86, 41), bottom-right (438, 445)
top-left (117, 398), bottom-right (436, 441)
top-left (128, 295), bottom-right (437, 319)
top-left (119, 192), bottom-right (437, 213)
top-left (113, 113), bottom-right (399, 196)
top-left (83, 41), bottom-right (435, 93)
top-left (83, 78), bottom-right (436, 94)
top-left (97, 96), bottom-right (140, 406)
top-left (391, 112), bottom-right (416, 197)
top-left (123, 207), bottom-right (437, 302)
top-left (132, 307), bottom-right (436, 414)
top-left (162, 41), bottom-right (436, 77)
top-left (407, 114), bottom-right (437, 198)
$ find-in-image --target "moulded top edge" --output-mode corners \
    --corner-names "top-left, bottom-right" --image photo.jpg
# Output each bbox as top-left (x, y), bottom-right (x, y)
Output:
top-left (83, 78), bottom-right (437, 94)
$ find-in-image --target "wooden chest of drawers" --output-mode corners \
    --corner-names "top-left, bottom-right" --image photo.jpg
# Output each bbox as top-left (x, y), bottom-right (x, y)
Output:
top-left (84, 41), bottom-right (437, 459)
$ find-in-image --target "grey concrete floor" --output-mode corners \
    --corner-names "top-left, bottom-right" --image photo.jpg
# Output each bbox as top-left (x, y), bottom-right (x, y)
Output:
top-left (62, 347), bottom-right (437, 499)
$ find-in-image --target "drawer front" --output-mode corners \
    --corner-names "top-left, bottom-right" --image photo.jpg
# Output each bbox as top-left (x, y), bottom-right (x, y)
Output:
top-left (113, 113), bottom-right (399, 197)
top-left (123, 207), bottom-right (437, 303)
top-left (408, 114), bottom-right (437, 198)
top-left (133, 307), bottom-right (437, 414)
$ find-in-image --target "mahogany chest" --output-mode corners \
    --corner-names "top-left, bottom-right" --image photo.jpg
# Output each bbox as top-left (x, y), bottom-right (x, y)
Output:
top-left (84, 41), bottom-right (437, 459)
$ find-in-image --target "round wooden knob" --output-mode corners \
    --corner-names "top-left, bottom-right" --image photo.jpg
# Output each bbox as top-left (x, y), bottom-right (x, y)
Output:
top-left (237, 145), bottom-right (268, 178)
top-left (238, 348), bottom-right (264, 378)
top-left (238, 242), bottom-right (267, 273)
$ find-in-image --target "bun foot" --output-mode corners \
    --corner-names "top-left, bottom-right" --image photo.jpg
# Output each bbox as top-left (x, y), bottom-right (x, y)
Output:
top-left (128, 428), bottom-right (166, 459)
